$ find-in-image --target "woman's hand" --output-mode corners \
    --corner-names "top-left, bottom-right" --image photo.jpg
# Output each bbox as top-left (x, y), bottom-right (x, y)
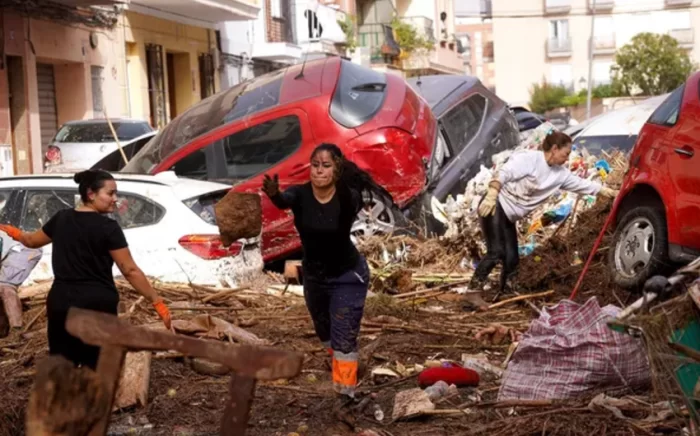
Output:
top-left (599, 187), bottom-right (619, 198)
top-left (262, 174), bottom-right (280, 198)
top-left (0, 224), bottom-right (21, 241)
top-left (478, 183), bottom-right (501, 217)
top-left (153, 299), bottom-right (172, 330)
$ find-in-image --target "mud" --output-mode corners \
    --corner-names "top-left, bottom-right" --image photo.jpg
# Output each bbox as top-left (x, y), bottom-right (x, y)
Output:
top-left (215, 192), bottom-right (262, 246)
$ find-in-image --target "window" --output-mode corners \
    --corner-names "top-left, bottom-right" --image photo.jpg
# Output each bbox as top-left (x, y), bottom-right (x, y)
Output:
top-left (221, 115), bottom-right (302, 181)
top-left (171, 148), bottom-right (210, 180)
top-left (441, 94), bottom-right (487, 153)
top-left (54, 122), bottom-right (152, 143)
top-left (549, 19), bottom-right (569, 40)
top-left (0, 190), bottom-right (15, 225)
top-left (648, 85), bottom-right (684, 126)
top-left (20, 189), bottom-right (164, 232)
top-left (330, 60), bottom-right (387, 128)
top-left (183, 190), bottom-right (229, 225)
top-left (91, 66), bottom-right (104, 116)
top-left (21, 190), bottom-right (76, 232)
top-left (573, 135), bottom-right (638, 154)
top-left (270, 0), bottom-right (282, 18)
top-left (111, 193), bottom-right (165, 229)
top-left (549, 64), bottom-right (573, 88)
top-left (429, 131), bottom-right (451, 179)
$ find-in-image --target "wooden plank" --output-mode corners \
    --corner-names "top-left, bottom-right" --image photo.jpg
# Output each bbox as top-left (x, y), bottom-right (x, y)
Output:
top-left (88, 345), bottom-right (127, 436)
top-left (220, 374), bottom-right (256, 436)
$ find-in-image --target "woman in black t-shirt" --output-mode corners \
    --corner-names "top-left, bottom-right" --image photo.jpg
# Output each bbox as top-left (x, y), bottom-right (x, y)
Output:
top-left (262, 143), bottom-right (394, 398)
top-left (0, 170), bottom-right (171, 369)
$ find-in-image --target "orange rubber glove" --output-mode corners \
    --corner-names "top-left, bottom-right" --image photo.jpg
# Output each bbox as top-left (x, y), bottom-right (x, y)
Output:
top-left (153, 299), bottom-right (172, 330)
top-left (0, 224), bottom-right (21, 241)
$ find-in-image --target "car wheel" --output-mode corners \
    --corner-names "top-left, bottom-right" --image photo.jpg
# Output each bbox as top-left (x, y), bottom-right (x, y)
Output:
top-left (608, 205), bottom-right (670, 289)
top-left (351, 198), bottom-right (409, 244)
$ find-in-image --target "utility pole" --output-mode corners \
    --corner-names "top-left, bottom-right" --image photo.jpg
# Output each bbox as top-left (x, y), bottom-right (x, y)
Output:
top-left (586, 0), bottom-right (596, 120)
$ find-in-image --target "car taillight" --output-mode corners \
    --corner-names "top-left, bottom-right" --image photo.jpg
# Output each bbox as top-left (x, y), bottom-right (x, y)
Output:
top-left (45, 145), bottom-right (62, 165)
top-left (178, 235), bottom-right (242, 260)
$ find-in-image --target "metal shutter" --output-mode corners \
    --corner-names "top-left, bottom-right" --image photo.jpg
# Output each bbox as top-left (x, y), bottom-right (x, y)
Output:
top-left (37, 64), bottom-right (58, 147)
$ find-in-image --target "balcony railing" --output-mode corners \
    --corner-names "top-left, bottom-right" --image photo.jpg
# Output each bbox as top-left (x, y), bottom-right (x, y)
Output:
top-left (670, 28), bottom-right (694, 48)
top-left (547, 37), bottom-right (572, 57)
top-left (545, 0), bottom-right (571, 14)
top-left (592, 34), bottom-right (616, 54)
top-left (358, 23), bottom-right (400, 63)
top-left (400, 16), bottom-right (435, 40)
top-left (588, 0), bottom-right (614, 10)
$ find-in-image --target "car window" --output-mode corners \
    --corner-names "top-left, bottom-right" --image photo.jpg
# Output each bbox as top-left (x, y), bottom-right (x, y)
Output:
top-left (221, 116), bottom-right (303, 181)
top-left (441, 94), bottom-right (488, 153)
top-left (330, 60), bottom-right (387, 128)
top-left (171, 148), bottom-right (210, 180)
top-left (430, 130), bottom-right (451, 179)
top-left (648, 85), bottom-right (684, 126)
top-left (112, 193), bottom-right (165, 229)
top-left (183, 189), bottom-right (229, 225)
top-left (573, 135), bottom-right (638, 154)
top-left (0, 190), bottom-right (15, 224)
top-left (54, 123), bottom-right (151, 143)
top-left (21, 189), bottom-right (164, 232)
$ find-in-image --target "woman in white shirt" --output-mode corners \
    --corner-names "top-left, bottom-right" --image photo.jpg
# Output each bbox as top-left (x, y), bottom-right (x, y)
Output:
top-left (472, 131), bottom-right (618, 293)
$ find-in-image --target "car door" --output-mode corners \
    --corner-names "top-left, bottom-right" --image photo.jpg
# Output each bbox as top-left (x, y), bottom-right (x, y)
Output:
top-left (664, 81), bottom-right (700, 251)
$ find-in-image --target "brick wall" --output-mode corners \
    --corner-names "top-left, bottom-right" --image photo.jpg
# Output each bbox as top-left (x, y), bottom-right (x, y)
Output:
top-left (265, 0), bottom-right (289, 43)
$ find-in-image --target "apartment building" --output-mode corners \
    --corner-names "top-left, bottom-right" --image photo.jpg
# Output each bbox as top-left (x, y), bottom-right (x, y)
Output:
top-left (491, 0), bottom-right (699, 106)
top-left (219, 0), bottom-right (349, 88)
top-left (455, 18), bottom-right (495, 90)
top-left (356, 0), bottom-right (464, 76)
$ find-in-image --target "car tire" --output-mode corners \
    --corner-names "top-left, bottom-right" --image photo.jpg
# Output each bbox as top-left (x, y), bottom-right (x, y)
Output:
top-left (608, 205), bottom-right (670, 289)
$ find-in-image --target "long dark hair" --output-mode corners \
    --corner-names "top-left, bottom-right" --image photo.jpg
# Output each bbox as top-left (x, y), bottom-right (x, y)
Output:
top-left (74, 169), bottom-right (114, 203)
top-left (311, 143), bottom-right (394, 209)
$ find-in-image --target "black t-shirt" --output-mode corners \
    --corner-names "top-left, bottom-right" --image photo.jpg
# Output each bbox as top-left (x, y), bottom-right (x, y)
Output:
top-left (42, 209), bottom-right (128, 292)
top-left (270, 183), bottom-right (361, 278)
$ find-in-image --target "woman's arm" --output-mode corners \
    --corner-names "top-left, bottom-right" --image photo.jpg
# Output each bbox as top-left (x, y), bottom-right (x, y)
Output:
top-left (560, 172), bottom-right (602, 196)
top-left (262, 174), bottom-right (302, 210)
top-left (0, 225), bottom-right (51, 249)
top-left (110, 248), bottom-right (160, 302)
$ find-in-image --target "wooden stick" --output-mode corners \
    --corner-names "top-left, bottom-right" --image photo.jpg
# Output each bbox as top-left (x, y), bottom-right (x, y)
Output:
top-left (669, 342), bottom-right (700, 363)
top-left (202, 287), bottom-right (247, 303)
top-left (487, 290), bottom-right (554, 310)
top-left (23, 307), bottom-right (46, 333)
top-left (470, 399), bottom-right (556, 409)
top-left (395, 279), bottom-right (472, 299)
top-left (103, 106), bottom-right (129, 165)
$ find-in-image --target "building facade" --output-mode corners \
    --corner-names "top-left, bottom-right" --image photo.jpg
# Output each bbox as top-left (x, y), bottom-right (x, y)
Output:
top-left (491, 0), bottom-right (700, 106)
top-left (455, 17), bottom-right (495, 91)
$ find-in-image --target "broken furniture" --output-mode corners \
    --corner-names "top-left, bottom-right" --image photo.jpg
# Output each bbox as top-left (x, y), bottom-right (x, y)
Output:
top-left (27, 308), bottom-right (303, 436)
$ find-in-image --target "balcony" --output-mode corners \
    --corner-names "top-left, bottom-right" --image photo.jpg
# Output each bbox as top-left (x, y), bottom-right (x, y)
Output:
top-left (128, 0), bottom-right (260, 23)
top-left (670, 28), bottom-right (694, 48)
top-left (547, 37), bottom-right (572, 57)
top-left (358, 23), bottom-right (400, 64)
top-left (545, 0), bottom-right (571, 15)
top-left (402, 45), bottom-right (464, 75)
top-left (588, 0), bottom-right (614, 10)
top-left (666, 0), bottom-right (692, 5)
top-left (592, 34), bottom-right (616, 55)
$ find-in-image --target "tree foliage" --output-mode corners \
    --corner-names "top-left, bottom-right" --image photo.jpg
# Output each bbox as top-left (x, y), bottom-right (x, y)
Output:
top-left (338, 15), bottom-right (357, 53)
top-left (611, 32), bottom-right (694, 96)
top-left (529, 81), bottom-right (569, 114)
top-left (391, 18), bottom-right (434, 55)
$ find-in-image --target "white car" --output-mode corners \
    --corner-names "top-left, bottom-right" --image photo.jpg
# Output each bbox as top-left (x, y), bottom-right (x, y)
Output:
top-left (0, 172), bottom-right (262, 286)
top-left (45, 119), bottom-right (157, 173)
top-left (564, 94), bottom-right (669, 152)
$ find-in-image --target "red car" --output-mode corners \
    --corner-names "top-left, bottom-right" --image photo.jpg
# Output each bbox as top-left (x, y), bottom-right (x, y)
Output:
top-left (123, 57), bottom-right (518, 263)
top-left (609, 72), bottom-right (700, 288)
top-left (123, 57), bottom-right (436, 261)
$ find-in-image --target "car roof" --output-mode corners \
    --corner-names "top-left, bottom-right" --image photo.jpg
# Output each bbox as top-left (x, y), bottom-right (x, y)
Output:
top-left (571, 94), bottom-right (668, 138)
top-left (406, 75), bottom-right (480, 113)
top-left (62, 119), bottom-right (150, 126)
top-left (0, 172), bottom-right (231, 200)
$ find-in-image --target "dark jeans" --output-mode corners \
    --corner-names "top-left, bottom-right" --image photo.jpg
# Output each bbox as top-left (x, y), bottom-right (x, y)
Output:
top-left (47, 284), bottom-right (118, 370)
top-left (303, 256), bottom-right (369, 354)
top-left (474, 201), bottom-right (519, 291)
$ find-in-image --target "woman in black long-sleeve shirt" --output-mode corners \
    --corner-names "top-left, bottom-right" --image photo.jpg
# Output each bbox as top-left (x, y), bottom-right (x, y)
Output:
top-left (262, 143), bottom-right (393, 398)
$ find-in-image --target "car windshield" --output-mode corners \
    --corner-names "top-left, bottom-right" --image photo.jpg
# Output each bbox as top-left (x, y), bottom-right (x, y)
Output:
top-left (54, 123), bottom-right (151, 143)
top-left (573, 134), bottom-right (638, 154)
top-left (123, 70), bottom-right (286, 174)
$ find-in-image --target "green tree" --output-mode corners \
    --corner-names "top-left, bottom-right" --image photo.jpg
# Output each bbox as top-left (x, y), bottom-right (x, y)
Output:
top-left (528, 81), bottom-right (568, 113)
top-left (338, 16), bottom-right (357, 53)
top-left (391, 18), bottom-right (434, 54)
top-left (611, 32), bottom-right (694, 96)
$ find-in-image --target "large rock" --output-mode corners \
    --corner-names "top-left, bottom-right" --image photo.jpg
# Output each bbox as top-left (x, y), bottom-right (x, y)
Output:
top-left (215, 192), bottom-right (262, 246)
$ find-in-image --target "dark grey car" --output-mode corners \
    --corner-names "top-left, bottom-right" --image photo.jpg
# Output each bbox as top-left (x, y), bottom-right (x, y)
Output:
top-left (404, 75), bottom-right (520, 235)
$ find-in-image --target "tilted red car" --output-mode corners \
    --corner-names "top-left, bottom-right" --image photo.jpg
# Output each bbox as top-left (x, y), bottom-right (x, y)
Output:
top-left (609, 71), bottom-right (700, 288)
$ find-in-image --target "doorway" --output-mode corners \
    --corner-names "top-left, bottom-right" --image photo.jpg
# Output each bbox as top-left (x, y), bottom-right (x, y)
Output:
top-left (166, 53), bottom-right (177, 119)
top-left (7, 56), bottom-right (28, 174)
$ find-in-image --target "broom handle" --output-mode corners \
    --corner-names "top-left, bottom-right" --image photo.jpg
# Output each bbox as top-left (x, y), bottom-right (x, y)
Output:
top-left (569, 194), bottom-right (622, 301)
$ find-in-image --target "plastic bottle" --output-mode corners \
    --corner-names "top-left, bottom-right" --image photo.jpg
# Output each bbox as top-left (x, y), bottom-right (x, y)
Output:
top-left (424, 380), bottom-right (450, 401)
top-left (373, 404), bottom-right (384, 421)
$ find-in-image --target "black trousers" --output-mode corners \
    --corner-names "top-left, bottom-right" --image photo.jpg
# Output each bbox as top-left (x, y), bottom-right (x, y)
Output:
top-left (474, 201), bottom-right (519, 291)
top-left (47, 284), bottom-right (118, 370)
